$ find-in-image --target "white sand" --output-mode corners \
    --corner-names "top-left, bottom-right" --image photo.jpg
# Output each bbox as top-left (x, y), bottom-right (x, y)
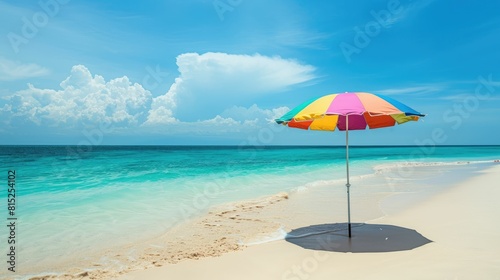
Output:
top-left (115, 164), bottom-right (500, 280)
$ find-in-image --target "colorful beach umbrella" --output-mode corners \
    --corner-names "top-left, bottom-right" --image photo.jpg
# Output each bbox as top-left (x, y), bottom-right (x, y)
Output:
top-left (275, 92), bottom-right (425, 238)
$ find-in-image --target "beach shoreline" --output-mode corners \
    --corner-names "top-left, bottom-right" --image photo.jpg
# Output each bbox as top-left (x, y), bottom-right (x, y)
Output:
top-left (11, 160), bottom-right (499, 280)
top-left (114, 162), bottom-right (500, 280)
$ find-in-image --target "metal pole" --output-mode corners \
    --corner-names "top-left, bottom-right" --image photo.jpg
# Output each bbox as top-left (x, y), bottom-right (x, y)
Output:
top-left (346, 115), bottom-right (352, 238)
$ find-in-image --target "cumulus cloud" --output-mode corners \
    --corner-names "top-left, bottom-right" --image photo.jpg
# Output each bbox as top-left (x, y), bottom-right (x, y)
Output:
top-left (0, 57), bottom-right (50, 81)
top-left (142, 105), bottom-right (290, 136)
top-left (1, 65), bottom-right (151, 128)
top-left (1, 52), bottom-right (311, 138)
top-left (220, 104), bottom-right (290, 123)
top-left (145, 52), bottom-right (316, 124)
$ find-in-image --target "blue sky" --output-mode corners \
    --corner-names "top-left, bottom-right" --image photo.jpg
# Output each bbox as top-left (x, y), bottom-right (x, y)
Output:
top-left (1, 0), bottom-right (499, 145)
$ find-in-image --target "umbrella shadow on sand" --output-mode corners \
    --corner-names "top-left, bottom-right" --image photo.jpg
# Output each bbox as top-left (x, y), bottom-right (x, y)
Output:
top-left (285, 223), bottom-right (432, 253)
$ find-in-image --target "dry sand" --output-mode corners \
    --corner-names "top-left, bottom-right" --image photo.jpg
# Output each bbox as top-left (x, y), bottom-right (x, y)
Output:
top-left (113, 163), bottom-right (500, 280)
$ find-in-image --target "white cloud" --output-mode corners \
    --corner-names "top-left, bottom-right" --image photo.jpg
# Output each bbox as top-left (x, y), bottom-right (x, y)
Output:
top-left (142, 105), bottom-right (289, 135)
top-left (142, 78), bottom-right (180, 126)
top-left (438, 93), bottom-right (500, 102)
top-left (0, 57), bottom-right (50, 81)
top-left (1, 53), bottom-right (310, 137)
top-left (145, 52), bottom-right (316, 124)
top-left (2, 65), bottom-right (151, 128)
top-left (388, 0), bottom-right (435, 27)
top-left (220, 104), bottom-right (290, 124)
top-left (200, 115), bottom-right (239, 126)
top-left (375, 85), bottom-right (445, 95)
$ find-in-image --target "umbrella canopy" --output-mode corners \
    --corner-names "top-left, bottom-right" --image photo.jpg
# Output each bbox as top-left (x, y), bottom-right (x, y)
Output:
top-left (275, 92), bottom-right (425, 238)
top-left (275, 92), bottom-right (425, 130)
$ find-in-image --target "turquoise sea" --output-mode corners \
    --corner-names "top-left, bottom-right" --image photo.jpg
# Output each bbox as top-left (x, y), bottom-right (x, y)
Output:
top-left (1, 145), bottom-right (500, 276)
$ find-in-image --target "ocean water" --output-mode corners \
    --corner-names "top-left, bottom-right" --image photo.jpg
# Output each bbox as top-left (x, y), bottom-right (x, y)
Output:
top-left (1, 145), bottom-right (500, 275)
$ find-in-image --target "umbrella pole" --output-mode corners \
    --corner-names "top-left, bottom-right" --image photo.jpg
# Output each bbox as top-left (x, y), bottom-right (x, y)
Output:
top-left (346, 115), bottom-right (352, 238)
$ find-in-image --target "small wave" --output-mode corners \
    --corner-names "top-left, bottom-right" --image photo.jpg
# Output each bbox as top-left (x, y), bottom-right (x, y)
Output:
top-left (373, 160), bottom-right (496, 173)
top-left (290, 178), bottom-right (345, 193)
top-left (289, 173), bottom-right (376, 194)
top-left (239, 226), bottom-right (288, 246)
top-left (294, 186), bottom-right (309, 193)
